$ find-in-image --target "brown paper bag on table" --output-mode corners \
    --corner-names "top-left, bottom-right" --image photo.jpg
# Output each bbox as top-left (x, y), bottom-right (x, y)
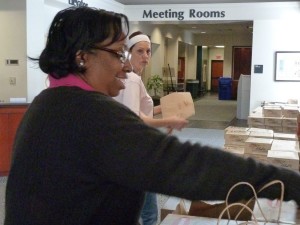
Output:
top-left (188, 181), bottom-right (259, 221)
top-left (160, 92), bottom-right (195, 119)
top-left (188, 200), bottom-right (255, 220)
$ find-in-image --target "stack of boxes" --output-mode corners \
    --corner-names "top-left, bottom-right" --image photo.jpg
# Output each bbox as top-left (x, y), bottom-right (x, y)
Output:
top-left (248, 102), bottom-right (299, 134)
top-left (268, 139), bottom-right (300, 171)
top-left (224, 126), bottom-right (299, 171)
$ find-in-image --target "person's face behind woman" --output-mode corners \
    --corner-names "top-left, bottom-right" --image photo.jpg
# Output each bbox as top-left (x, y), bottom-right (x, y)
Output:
top-left (130, 41), bottom-right (151, 75)
top-left (80, 35), bottom-right (132, 97)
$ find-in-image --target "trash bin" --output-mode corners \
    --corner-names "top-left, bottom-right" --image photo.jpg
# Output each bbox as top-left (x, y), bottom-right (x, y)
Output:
top-left (218, 77), bottom-right (232, 100)
top-left (186, 79), bottom-right (199, 99)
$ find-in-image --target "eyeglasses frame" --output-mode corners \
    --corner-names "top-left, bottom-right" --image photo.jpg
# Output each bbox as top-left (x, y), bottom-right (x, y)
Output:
top-left (92, 46), bottom-right (131, 64)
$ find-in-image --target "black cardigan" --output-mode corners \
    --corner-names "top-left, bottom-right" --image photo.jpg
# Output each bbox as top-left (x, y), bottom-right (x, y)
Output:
top-left (5, 87), bottom-right (300, 225)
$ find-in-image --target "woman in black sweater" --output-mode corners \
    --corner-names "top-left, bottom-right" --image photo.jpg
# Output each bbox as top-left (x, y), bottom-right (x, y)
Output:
top-left (5, 6), bottom-right (300, 225)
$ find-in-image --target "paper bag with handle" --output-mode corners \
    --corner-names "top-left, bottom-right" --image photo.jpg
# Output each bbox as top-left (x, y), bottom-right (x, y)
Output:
top-left (187, 180), bottom-right (287, 222)
top-left (188, 181), bottom-right (257, 220)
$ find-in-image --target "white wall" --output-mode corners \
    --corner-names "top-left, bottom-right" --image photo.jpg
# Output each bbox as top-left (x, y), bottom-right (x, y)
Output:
top-left (250, 18), bottom-right (300, 110)
top-left (26, 0), bottom-right (125, 102)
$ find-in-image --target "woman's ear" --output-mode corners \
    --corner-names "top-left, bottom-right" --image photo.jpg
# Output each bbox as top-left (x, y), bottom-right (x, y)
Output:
top-left (75, 50), bottom-right (87, 68)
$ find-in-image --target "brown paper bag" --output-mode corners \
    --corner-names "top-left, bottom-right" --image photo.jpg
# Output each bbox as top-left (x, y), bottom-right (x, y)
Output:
top-left (160, 92), bottom-right (195, 119)
top-left (188, 200), bottom-right (255, 220)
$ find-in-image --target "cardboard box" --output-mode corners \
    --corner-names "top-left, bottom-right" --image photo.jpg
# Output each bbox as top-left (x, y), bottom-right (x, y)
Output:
top-left (273, 132), bottom-right (298, 141)
top-left (282, 106), bottom-right (300, 118)
top-left (282, 126), bottom-right (298, 134)
top-left (282, 117), bottom-right (298, 127)
top-left (223, 145), bottom-right (245, 156)
top-left (265, 125), bottom-right (283, 133)
top-left (249, 131), bottom-right (274, 139)
top-left (271, 139), bottom-right (299, 151)
top-left (263, 106), bottom-right (282, 117)
top-left (224, 126), bottom-right (249, 132)
top-left (264, 116), bottom-right (283, 126)
top-left (267, 150), bottom-right (299, 170)
top-left (248, 127), bottom-right (274, 134)
top-left (224, 130), bottom-right (250, 146)
top-left (247, 115), bottom-right (265, 126)
top-left (244, 153), bottom-right (268, 164)
top-left (244, 137), bottom-right (273, 155)
top-left (248, 124), bottom-right (266, 129)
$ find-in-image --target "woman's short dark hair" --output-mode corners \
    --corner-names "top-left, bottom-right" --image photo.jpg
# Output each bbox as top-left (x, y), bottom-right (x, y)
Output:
top-left (33, 6), bottom-right (129, 78)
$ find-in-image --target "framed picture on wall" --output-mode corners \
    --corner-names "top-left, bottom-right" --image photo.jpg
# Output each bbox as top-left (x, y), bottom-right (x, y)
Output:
top-left (275, 51), bottom-right (300, 81)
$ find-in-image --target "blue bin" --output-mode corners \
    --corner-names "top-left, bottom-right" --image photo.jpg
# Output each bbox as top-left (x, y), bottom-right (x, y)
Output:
top-left (218, 77), bottom-right (232, 100)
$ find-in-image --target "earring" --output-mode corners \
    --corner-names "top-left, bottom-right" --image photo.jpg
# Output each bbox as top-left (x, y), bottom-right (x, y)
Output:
top-left (79, 61), bottom-right (84, 67)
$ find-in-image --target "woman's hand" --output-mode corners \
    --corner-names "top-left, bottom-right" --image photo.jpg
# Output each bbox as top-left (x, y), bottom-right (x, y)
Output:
top-left (153, 105), bottom-right (162, 115)
top-left (165, 116), bottom-right (188, 133)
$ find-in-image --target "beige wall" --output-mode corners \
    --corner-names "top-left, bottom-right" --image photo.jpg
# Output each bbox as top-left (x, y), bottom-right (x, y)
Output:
top-left (194, 33), bottom-right (253, 77)
top-left (0, 0), bottom-right (27, 103)
top-left (130, 23), bottom-right (198, 93)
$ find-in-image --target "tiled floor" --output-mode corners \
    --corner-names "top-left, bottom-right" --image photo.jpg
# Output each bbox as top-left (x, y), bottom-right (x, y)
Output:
top-left (0, 92), bottom-right (246, 225)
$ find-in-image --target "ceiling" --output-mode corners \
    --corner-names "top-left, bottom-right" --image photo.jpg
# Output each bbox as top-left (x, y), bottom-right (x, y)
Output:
top-left (155, 21), bottom-right (253, 35)
top-left (114, 0), bottom-right (294, 35)
top-left (114, 0), bottom-right (298, 5)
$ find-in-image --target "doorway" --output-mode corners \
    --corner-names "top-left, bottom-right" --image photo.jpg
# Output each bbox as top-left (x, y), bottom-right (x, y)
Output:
top-left (232, 46), bottom-right (252, 80)
top-left (178, 57), bottom-right (185, 83)
top-left (211, 60), bottom-right (224, 92)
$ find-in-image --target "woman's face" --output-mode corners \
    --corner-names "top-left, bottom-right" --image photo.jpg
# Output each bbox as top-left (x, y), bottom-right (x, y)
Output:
top-left (81, 36), bottom-right (132, 97)
top-left (130, 41), bottom-right (151, 75)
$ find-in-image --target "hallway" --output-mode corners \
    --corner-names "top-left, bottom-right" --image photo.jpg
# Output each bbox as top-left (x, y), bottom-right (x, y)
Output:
top-left (187, 92), bottom-right (247, 129)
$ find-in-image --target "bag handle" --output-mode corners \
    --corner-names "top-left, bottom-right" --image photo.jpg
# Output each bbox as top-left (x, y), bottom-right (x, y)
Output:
top-left (217, 203), bottom-right (259, 225)
top-left (225, 181), bottom-right (267, 221)
top-left (226, 180), bottom-right (284, 223)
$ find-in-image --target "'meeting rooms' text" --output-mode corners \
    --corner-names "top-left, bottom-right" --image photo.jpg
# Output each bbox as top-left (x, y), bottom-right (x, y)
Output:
top-left (142, 9), bottom-right (225, 21)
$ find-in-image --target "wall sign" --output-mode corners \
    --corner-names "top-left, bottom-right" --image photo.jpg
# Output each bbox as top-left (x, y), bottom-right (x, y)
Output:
top-left (254, 65), bottom-right (263, 73)
top-left (142, 9), bottom-right (225, 21)
top-left (275, 51), bottom-right (300, 81)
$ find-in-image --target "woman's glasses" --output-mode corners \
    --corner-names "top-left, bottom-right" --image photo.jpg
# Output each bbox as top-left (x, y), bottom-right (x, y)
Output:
top-left (92, 47), bottom-right (131, 65)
